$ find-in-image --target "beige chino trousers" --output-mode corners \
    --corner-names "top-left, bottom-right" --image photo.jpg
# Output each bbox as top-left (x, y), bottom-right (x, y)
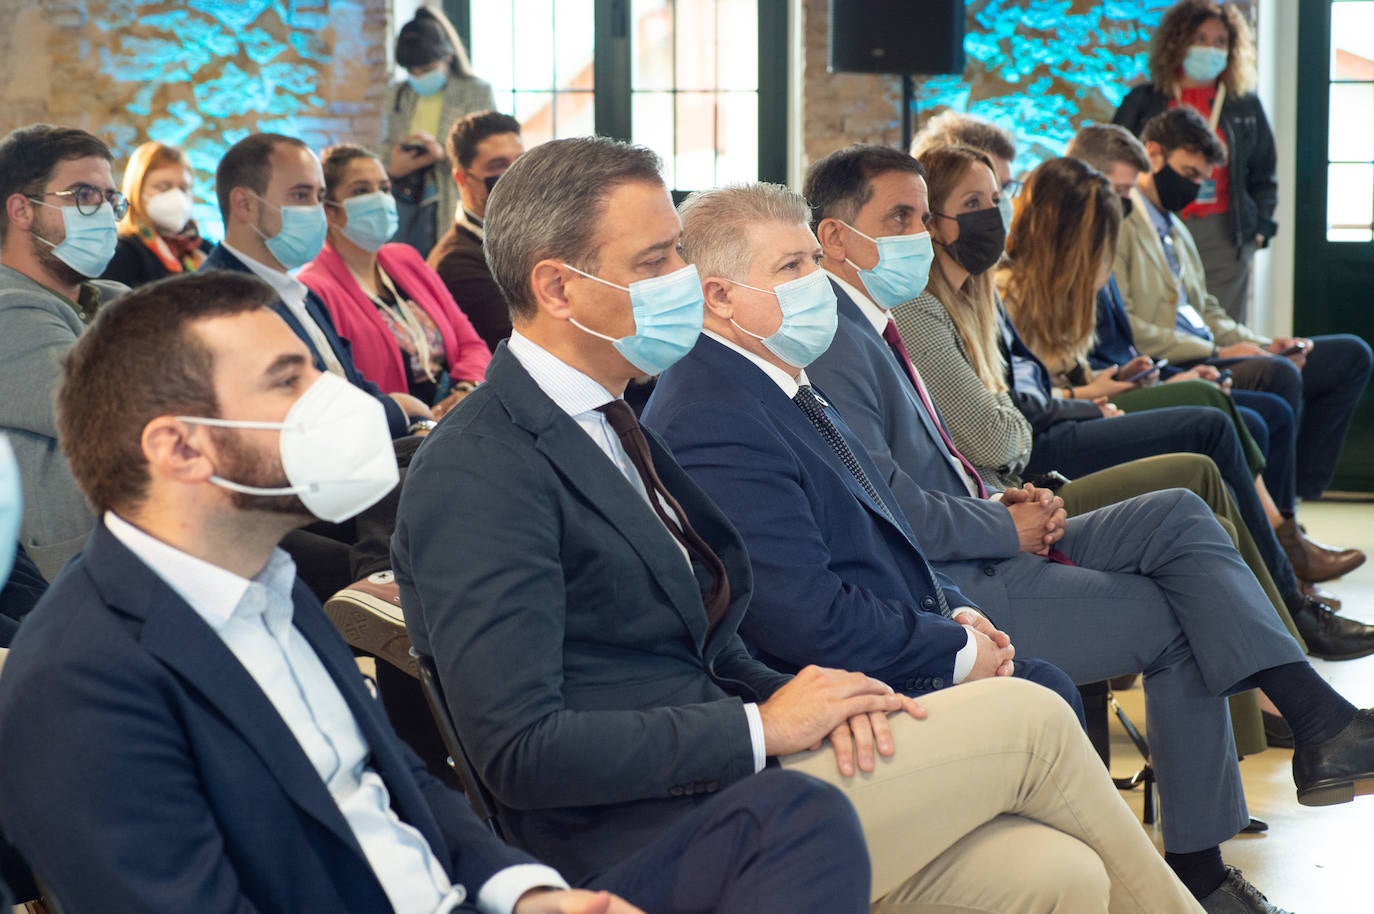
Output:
top-left (782, 677), bottom-right (1204, 914)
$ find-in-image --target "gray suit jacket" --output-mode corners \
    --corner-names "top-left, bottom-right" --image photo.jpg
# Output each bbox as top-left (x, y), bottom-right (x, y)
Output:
top-left (392, 342), bottom-right (790, 880)
top-left (0, 266), bottom-right (123, 580)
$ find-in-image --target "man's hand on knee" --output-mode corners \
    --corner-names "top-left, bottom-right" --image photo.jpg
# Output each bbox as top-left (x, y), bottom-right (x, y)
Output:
top-left (759, 666), bottom-right (923, 775)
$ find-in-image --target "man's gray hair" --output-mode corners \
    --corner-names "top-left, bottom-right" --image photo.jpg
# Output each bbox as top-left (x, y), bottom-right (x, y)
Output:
top-left (1065, 123), bottom-right (1151, 175)
top-left (909, 110), bottom-right (1017, 161)
top-left (484, 136), bottom-right (663, 321)
top-left (677, 183), bottom-right (811, 281)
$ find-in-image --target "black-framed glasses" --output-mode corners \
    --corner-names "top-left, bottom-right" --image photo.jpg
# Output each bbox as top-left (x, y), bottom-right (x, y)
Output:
top-left (1000, 179), bottom-right (1024, 199)
top-left (32, 184), bottom-right (129, 220)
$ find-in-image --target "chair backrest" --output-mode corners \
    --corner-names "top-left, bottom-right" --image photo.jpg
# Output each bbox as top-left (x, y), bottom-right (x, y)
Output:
top-left (411, 648), bottom-right (505, 838)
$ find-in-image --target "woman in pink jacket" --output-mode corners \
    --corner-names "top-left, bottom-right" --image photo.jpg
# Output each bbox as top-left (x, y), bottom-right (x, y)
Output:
top-left (300, 144), bottom-right (491, 419)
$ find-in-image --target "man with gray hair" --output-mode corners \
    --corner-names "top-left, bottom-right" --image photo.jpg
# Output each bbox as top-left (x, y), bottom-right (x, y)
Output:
top-left (394, 136), bottom-right (1207, 913)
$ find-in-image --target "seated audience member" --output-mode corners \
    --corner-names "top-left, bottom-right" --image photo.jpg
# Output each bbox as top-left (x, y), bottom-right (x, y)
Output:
top-left (427, 110), bottom-right (525, 349)
top-left (910, 110), bottom-right (1021, 230)
top-left (1067, 124), bottom-right (1361, 603)
top-left (655, 177), bottom-right (1374, 914)
top-left (1000, 154), bottom-right (1362, 599)
top-left (394, 134), bottom-right (1209, 913)
top-left (300, 143), bottom-right (490, 419)
top-left (102, 140), bottom-right (211, 288)
top-left (0, 270), bottom-right (868, 914)
top-left (893, 143), bottom-right (1374, 662)
top-left (1113, 106), bottom-right (1373, 501)
top-left (382, 7), bottom-right (495, 256)
top-left (202, 132), bottom-right (432, 440)
top-left (0, 124), bottom-right (127, 580)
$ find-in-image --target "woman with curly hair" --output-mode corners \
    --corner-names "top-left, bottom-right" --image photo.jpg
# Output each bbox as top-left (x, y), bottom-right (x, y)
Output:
top-left (1113, 0), bottom-right (1274, 323)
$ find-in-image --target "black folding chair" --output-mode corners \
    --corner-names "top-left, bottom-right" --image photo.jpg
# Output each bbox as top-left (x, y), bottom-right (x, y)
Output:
top-left (411, 648), bottom-right (506, 839)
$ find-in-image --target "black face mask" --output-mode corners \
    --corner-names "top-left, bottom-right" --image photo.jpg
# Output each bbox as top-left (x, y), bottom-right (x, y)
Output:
top-left (1119, 195), bottom-right (1134, 219)
top-left (1153, 162), bottom-right (1201, 213)
top-left (936, 206), bottom-right (1007, 276)
top-left (483, 173), bottom-right (500, 194)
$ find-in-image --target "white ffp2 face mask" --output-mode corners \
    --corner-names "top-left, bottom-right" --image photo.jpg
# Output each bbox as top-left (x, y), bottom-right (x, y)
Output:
top-left (178, 373), bottom-right (399, 523)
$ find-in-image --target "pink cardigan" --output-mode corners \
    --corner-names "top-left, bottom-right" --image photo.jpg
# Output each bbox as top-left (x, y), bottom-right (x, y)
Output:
top-left (299, 241), bottom-right (492, 396)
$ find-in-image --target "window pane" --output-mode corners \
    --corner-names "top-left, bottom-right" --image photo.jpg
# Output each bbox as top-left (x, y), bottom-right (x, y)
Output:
top-left (715, 92), bottom-right (759, 185)
top-left (553, 0), bottom-right (595, 89)
top-left (632, 0), bottom-right (674, 91)
top-left (471, 4), bottom-right (516, 93)
top-left (511, 0), bottom-right (555, 90)
top-left (716, 0), bottom-right (759, 91)
top-left (514, 91), bottom-right (556, 146)
top-left (1327, 162), bottom-right (1374, 242)
top-left (553, 91), bottom-right (596, 140)
top-left (675, 92), bottom-right (718, 189)
top-left (632, 91), bottom-right (678, 189)
top-left (1331, 2), bottom-right (1374, 80)
top-left (1330, 82), bottom-right (1374, 161)
top-left (675, 0), bottom-right (718, 91)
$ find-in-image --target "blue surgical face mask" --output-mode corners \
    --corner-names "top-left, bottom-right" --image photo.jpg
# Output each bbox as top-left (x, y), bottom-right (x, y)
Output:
top-left (0, 436), bottom-right (19, 587)
top-left (337, 191), bottom-right (399, 253)
top-left (1183, 45), bottom-right (1228, 83)
top-left (408, 66), bottom-right (448, 97)
top-left (729, 269), bottom-right (839, 369)
top-left (564, 263), bottom-right (705, 376)
top-left (254, 195), bottom-right (328, 270)
top-left (29, 200), bottom-right (118, 278)
top-left (843, 224), bottom-right (935, 308)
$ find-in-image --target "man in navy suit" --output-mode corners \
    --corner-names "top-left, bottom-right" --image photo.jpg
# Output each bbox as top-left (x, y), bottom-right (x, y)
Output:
top-left (0, 270), bottom-right (876, 914)
top-left (201, 132), bottom-right (432, 441)
top-left (648, 173), bottom-right (1371, 914)
top-left (396, 135), bottom-right (1209, 914)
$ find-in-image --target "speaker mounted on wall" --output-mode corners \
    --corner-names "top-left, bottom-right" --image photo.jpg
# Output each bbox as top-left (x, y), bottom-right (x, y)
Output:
top-left (828, 0), bottom-right (966, 75)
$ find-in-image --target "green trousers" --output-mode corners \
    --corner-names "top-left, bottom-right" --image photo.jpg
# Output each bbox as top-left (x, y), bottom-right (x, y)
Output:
top-left (1057, 452), bottom-right (1302, 757)
top-left (1112, 379), bottom-right (1266, 476)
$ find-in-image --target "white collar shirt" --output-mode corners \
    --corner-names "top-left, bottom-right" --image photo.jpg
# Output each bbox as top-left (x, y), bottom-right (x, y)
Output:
top-left (221, 240), bottom-right (346, 376)
top-left (103, 512), bottom-right (564, 914)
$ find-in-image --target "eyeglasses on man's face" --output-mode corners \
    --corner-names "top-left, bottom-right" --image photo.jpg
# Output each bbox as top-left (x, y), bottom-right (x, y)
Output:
top-left (31, 183), bottom-right (130, 220)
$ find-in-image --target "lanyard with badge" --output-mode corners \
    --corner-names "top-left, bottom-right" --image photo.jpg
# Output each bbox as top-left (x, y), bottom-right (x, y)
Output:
top-left (1191, 83), bottom-right (1227, 206)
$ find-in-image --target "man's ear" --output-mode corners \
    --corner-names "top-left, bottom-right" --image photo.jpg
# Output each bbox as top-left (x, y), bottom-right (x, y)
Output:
top-left (453, 168), bottom-right (469, 189)
top-left (1143, 141), bottom-right (1166, 173)
top-left (701, 276), bottom-right (735, 320)
top-left (5, 193), bottom-right (35, 234)
top-left (815, 217), bottom-right (848, 264)
top-left (529, 259), bottom-right (574, 320)
top-left (228, 186), bottom-right (258, 227)
top-left (141, 417), bottom-right (217, 486)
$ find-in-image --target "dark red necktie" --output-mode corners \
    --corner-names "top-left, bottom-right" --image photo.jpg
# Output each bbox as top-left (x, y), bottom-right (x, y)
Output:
top-left (597, 399), bottom-right (730, 630)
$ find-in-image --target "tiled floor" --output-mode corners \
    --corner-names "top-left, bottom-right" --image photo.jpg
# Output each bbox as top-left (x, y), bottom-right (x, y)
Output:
top-left (1108, 500), bottom-right (1374, 913)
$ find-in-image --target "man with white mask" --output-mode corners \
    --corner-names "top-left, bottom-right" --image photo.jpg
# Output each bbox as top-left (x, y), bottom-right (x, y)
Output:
top-left (0, 123), bottom-right (128, 580)
top-left (0, 269), bottom-right (841, 914)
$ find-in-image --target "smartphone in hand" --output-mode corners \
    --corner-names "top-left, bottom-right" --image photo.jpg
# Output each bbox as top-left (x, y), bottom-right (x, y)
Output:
top-left (1214, 368), bottom-right (1233, 386)
top-left (400, 142), bottom-right (427, 156)
top-left (1279, 342), bottom-right (1307, 357)
top-left (1116, 358), bottom-right (1167, 384)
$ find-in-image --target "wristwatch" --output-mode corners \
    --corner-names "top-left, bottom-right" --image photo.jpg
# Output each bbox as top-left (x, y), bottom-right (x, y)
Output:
top-left (407, 418), bottom-right (438, 435)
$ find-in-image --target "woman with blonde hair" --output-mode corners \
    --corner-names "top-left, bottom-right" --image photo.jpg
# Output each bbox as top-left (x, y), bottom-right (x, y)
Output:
top-left (101, 141), bottom-right (211, 288)
top-left (1113, 0), bottom-right (1273, 322)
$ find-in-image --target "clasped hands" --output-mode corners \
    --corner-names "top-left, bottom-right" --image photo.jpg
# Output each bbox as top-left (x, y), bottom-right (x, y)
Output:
top-left (1002, 482), bottom-right (1066, 555)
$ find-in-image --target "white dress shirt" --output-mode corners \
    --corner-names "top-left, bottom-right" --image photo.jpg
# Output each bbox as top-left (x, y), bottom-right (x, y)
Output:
top-left (708, 318), bottom-right (981, 685)
top-left (105, 512), bottom-right (565, 914)
top-left (221, 240), bottom-right (346, 377)
top-left (505, 331), bottom-right (768, 770)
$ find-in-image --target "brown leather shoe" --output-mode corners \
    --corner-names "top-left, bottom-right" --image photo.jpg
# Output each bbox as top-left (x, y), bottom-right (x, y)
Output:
top-left (1276, 517), bottom-right (1366, 583)
top-left (1299, 578), bottom-right (1342, 610)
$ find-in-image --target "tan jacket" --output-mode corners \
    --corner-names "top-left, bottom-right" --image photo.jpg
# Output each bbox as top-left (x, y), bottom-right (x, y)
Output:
top-left (379, 74), bottom-right (496, 243)
top-left (1113, 188), bottom-right (1268, 363)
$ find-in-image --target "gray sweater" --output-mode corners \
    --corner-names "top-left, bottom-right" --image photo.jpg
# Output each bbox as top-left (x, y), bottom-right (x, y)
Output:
top-left (0, 265), bottom-right (125, 581)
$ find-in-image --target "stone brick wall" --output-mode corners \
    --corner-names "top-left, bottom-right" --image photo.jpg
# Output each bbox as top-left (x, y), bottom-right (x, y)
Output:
top-left (800, 0), bottom-right (903, 167)
top-left (0, 0), bottom-right (395, 237)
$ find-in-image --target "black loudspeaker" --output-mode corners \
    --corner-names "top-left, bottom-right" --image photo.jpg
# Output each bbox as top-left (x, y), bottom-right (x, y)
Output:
top-left (828, 0), bottom-right (965, 75)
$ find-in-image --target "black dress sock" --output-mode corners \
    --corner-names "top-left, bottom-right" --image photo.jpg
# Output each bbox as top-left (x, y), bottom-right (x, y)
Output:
top-left (1251, 661), bottom-right (1358, 745)
top-left (1165, 846), bottom-right (1226, 900)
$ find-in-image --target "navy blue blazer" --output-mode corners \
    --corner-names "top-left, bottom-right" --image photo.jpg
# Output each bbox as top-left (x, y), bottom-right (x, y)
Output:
top-left (643, 335), bottom-right (973, 693)
top-left (0, 523), bottom-right (528, 913)
top-left (200, 245), bottom-right (407, 438)
top-left (807, 288), bottom-right (1020, 563)
top-left (1089, 275), bottom-right (1184, 380)
top-left (393, 343), bottom-right (790, 880)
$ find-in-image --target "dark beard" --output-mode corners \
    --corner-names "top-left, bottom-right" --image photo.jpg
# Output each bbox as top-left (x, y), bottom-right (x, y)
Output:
top-left (30, 229), bottom-right (89, 286)
top-left (209, 427), bottom-right (312, 519)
